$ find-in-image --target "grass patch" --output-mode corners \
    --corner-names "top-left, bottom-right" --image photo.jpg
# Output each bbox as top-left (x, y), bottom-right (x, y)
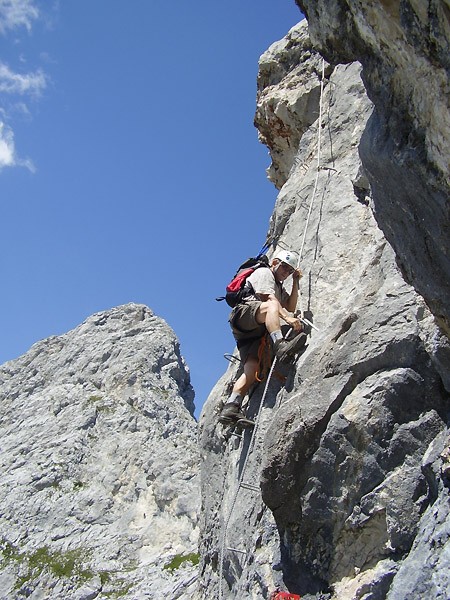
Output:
top-left (163, 552), bottom-right (199, 572)
top-left (1, 541), bottom-right (93, 590)
top-left (0, 540), bottom-right (19, 564)
top-left (16, 546), bottom-right (94, 589)
top-left (1, 540), bottom-right (137, 597)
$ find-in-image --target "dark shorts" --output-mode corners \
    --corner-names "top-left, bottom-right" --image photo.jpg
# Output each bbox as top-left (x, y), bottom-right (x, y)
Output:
top-left (229, 301), bottom-right (266, 362)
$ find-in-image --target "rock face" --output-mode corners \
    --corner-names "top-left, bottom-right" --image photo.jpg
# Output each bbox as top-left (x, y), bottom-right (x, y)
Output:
top-left (0, 303), bottom-right (200, 599)
top-left (296, 0), bottom-right (450, 336)
top-left (254, 23), bottom-right (324, 189)
top-left (198, 19), bottom-right (449, 600)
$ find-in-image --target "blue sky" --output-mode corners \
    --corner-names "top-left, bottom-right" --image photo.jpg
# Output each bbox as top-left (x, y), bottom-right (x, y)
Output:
top-left (0, 0), bottom-right (304, 417)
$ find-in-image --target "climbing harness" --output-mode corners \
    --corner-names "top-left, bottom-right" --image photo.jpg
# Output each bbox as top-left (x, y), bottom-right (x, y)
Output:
top-left (217, 58), bottom-right (327, 599)
top-left (255, 335), bottom-right (271, 382)
top-left (224, 353), bottom-right (241, 365)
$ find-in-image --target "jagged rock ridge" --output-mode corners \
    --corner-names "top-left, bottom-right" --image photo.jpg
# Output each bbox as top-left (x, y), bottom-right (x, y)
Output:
top-left (0, 303), bottom-right (200, 600)
top-left (199, 18), bottom-right (449, 600)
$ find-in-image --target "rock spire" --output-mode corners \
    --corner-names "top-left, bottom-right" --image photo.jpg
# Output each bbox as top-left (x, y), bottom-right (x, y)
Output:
top-left (0, 303), bottom-right (200, 599)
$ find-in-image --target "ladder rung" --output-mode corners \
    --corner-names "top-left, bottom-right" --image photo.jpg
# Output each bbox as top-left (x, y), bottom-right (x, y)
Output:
top-left (240, 482), bottom-right (260, 492)
top-left (227, 547), bottom-right (247, 555)
top-left (231, 431), bottom-right (243, 439)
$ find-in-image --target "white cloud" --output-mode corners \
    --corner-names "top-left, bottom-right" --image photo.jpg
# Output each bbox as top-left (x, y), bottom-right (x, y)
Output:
top-left (0, 62), bottom-right (46, 95)
top-left (0, 120), bottom-right (35, 172)
top-left (0, 1), bottom-right (42, 173)
top-left (0, 121), bottom-right (14, 167)
top-left (12, 101), bottom-right (31, 117)
top-left (0, 62), bottom-right (45, 172)
top-left (0, 0), bottom-right (39, 34)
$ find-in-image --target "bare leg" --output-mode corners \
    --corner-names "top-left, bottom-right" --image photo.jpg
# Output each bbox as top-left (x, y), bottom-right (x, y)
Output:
top-left (231, 298), bottom-right (282, 398)
top-left (231, 356), bottom-right (258, 397)
top-left (255, 297), bottom-right (282, 333)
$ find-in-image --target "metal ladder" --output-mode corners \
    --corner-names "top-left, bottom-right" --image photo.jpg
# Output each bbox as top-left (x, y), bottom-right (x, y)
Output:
top-left (217, 57), bottom-right (327, 598)
top-left (218, 357), bottom-right (279, 600)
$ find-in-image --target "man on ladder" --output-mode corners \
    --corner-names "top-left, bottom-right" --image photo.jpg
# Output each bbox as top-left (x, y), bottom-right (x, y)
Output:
top-left (219, 248), bottom-right (306, 425)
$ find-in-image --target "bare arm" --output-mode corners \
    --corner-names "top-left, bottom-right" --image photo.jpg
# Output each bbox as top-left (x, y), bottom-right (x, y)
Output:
top-left (283, 268), bottom-right (302, 313)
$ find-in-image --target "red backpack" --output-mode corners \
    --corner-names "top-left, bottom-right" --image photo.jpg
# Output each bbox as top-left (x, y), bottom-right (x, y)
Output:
top-left (269, 592), bottom-right (301, 600)
top-left (217, 254), bottom-right (270, 307)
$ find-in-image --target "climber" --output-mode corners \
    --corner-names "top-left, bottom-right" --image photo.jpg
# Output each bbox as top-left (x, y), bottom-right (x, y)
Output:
top-left (219, 248), bottom-right (306, 425)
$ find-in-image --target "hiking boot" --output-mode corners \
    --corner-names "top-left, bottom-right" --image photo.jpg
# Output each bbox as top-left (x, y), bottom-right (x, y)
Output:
top-left (273, 332), bottom-right (307, 361)
top-left (218, 402), bottom-right (247, 424)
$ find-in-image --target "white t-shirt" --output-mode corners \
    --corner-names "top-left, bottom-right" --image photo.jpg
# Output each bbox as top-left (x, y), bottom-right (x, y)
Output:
top-left (246, 267), bottom-right (289, 305)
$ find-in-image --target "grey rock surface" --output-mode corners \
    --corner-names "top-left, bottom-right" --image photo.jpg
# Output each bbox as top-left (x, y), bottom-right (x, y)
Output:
top-left (296, 0), bottom-right (450, 337)
top-left (254, 22), bottom-right (324, 189)
top-left (0, 303), bottom-right (200, 599)
top-left (199, 20), bottom-right (449, 600)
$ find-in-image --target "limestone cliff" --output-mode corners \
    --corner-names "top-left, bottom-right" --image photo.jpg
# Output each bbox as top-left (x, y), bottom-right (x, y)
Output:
top-left (199, 18), bottom-right (449, 600)
top-left (296, 0), bottom-right (450, 336)
top-left (0, 303), bottom-right (199, 599)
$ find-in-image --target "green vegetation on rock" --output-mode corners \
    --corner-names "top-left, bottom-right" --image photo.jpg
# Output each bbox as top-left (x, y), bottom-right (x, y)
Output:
top-left (0, 541), bottom-right (93, 589)
top-left (163, 552), bottom-right (199, 571)
top-left (1, 539), bottom-right (137, 597)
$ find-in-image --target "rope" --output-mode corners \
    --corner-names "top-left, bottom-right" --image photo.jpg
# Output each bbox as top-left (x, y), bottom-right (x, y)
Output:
top-left (218, 357), bottom-right (278, 600)
top-left (282, 57), bottom-right (327, 341)
top-left (217, 57), bottom-right (328, 598)
top-left (298, 58), bottom-right (326, 266)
